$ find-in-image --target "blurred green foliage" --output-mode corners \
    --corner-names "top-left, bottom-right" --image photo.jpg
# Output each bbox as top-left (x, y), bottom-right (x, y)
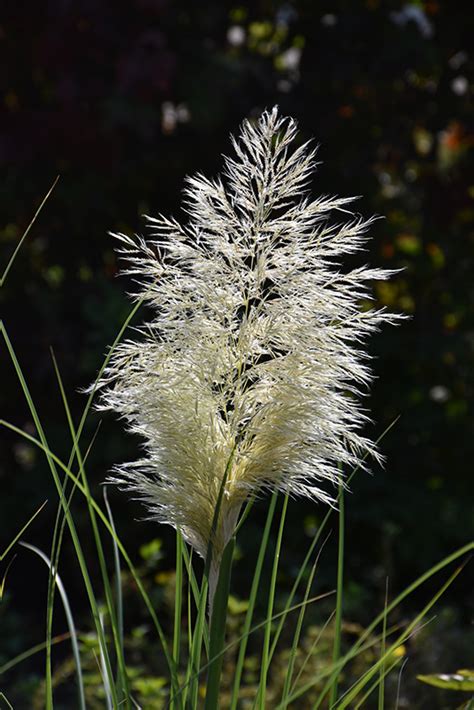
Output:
top-left (1, 0), bottom-right (473, 706)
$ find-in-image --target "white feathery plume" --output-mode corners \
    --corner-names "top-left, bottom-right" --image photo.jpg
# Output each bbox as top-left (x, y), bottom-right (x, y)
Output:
top-left (95, 107), bottom-right (400, 595)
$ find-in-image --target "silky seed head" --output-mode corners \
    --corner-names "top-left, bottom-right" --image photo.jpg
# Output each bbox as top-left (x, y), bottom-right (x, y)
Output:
top-left (96, 107), bottom-right (401, 560)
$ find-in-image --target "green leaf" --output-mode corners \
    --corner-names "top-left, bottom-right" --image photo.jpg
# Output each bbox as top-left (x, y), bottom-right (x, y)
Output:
top-left (417, 670), bottom-right (474, 692)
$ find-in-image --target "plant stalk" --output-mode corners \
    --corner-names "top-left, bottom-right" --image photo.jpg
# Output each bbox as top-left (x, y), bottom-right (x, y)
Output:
top-left (204, 536), bottom-right (235, 710)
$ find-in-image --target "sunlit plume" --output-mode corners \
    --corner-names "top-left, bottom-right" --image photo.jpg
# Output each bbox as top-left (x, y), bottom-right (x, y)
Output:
top-left (95, 107), bottom-right (400, 587)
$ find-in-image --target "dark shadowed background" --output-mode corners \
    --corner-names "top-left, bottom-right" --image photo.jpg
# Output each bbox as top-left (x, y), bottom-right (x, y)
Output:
top-left (1, 1), bottom-right (473, 706)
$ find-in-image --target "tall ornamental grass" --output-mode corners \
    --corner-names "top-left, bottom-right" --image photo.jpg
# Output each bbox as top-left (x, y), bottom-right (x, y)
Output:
top-left (94, 107), bottom-right (399, 605)
top-left (1, 108), bottom-right (472, 709)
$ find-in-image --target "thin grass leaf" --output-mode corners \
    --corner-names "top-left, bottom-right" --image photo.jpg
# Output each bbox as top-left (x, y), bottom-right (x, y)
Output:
top-left (40, 295), bottom-right (144, 708)
top-left (229, 490), bottom-right (278, 710)
top-left (186, 449), bottom-right (236, 708)
top-left (0, 634), bottom-right (70, 676)
top-left (103, 487), bottom-right (125, 682)
top-left (0, 324), bottom-right (118, 708)
top-left (336, 615), bottom-right (434, 710)
top-left (267, 510), bottom-right (333, 666)
top-left (268, 417), bottom-right (399, 674)
top-left (186, 574), bottom-right (208, 709)
top-left (50, 349), bottom-right (131, 706)
top-left (0, 555), bottom-right (17, 602)
top-left (187, 547), bottom-right (194, 661)
top-left (98, 614), bottom-right (114, 710)
top-left (234, 495), bottom-right (257, 536)
top-left (0, 692), bottom-right (14, 709)
top-left (395, 657), bottom-right (409, 710)
top-left (313, 545), bottom-right (473, 709)
top-left (289, 610), bottom-right (336, 696)
top-left (0, 418), bottom-right (181, 707)
top-left (329, 474), bottom-right (345, 706)
top-left (1, 176), bottom-right (59, 287)
top-left (336, 564), bottom-right (466, 708)
top-left (19, 542), bottom-right (86, 710)
top-left (172, 529), bottom-right (184, 693)
top-left (277, 622), bottom-right (405, 709)
top-left (180, 542), bottom-right (209, 653)
top-left (0, 500), bottom-right (47, 562)
top-left (169, 591), bottom-right (334, 709)
top-left (256, 494), bottom-right (288, 709)
top-left (378, 577), bottom-right (389, 710)
top-left (280, 533), bottom-right (331, 703)
top-left (354, 656), bottom-right (402, 709)
top-left (44, 425), bottom-right (100, 710)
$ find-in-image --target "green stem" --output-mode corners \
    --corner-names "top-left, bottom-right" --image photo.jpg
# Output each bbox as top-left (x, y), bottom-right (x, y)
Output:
top-left (329, 476), bottom-right (345, 707)
top-left (378, 578), bottom-right (389, 710)
top-left (204, 537), bottom-right (235, 710)
top-left (173, 530), bottom-right (184, 666)
top-left (230, 492), bottom-right (278, 710)
top-left (257, 494), bottom-right (288, 709)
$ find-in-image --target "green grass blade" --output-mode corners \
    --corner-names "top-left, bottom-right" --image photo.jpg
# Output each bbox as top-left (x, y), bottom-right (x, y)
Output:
top-left (336, 564), bottom-right (466, 708)
top-left (185, 447), bottom-right (237, 708)
top-left (103, 487), bottom-right (125, 680)
top-left (234, 495), bottom-right (256, 536)
top-left (173, 529), bottom-right (184, 666)
top-left (0, 692), bottom-right (14, 708)
top-left (256, 494), bottom-right (288, 709)
top-left (186, 547), bottom-right (194, 692)
top-left (276, 543), bottom-right (472, 709)
top-left (171, 591), bottom-right (334, 708)
top-left (354, 656), bottom-right (401, 709)
top-left (1, 176), bottom-right (59, 288)
top-left (278, 623), bottom-right (404, 709)
top-left (0, 418), bottom-right (181, 708)
top-left (268, 510), bottom-right (332, 666)
top-left (329, 475), bottom-right (345, 706)
top-left (394, 657), bottom-right (409, 709)
top-left (99, 613), bottom-right (114, 710)
top-left (315, 545), bottom-right (473, 709)
top-left (19, 542), bottom-right (86, 710)
top-left (341, 616), bottom-right (434, 709)
top-left (41, 294), bottom-right (144, 706)
top-left (281, 534), bottom-right (330, 703)
top-left (309, 542), bottom-right (471, 710)
top-left (45, 481), bottom-right (73, 708)
top-left (289, 610), bottom-right (336, 696)
top-left (338, 620), bottom-right (424, 710)
top-left (40, 293), bottom-right (143, 707)
top-left (187, 575), bottom-right (209, 709)
top-left (50, 349), bottom-right (131, 706)
top-left (0, 324), bottom-right (118, 708)
top-left (44, 425), bottom-right (100, 710)
top-left (378, 578), bottom-right (389, 710)
top-left (267, 417), bottom-right (399, 675)
top-left (0, 634), bottom-right (70, 675)
top-left (181, 542), bottom-right (209, 654)
top-left (0, 555), bottom-right (17, 601)
top-left (0, 500), bottom-right (47, 562)
top-left (229, 491), bottom-right (278, 710)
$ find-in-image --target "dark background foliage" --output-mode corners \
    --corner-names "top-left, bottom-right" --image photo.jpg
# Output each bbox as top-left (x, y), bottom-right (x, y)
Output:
top-left (1, 0), bottom-right (473, 705)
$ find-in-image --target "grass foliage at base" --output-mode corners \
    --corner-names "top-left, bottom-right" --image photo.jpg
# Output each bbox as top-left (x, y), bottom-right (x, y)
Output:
top-left (1, 185), bottom-right (472, 710)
